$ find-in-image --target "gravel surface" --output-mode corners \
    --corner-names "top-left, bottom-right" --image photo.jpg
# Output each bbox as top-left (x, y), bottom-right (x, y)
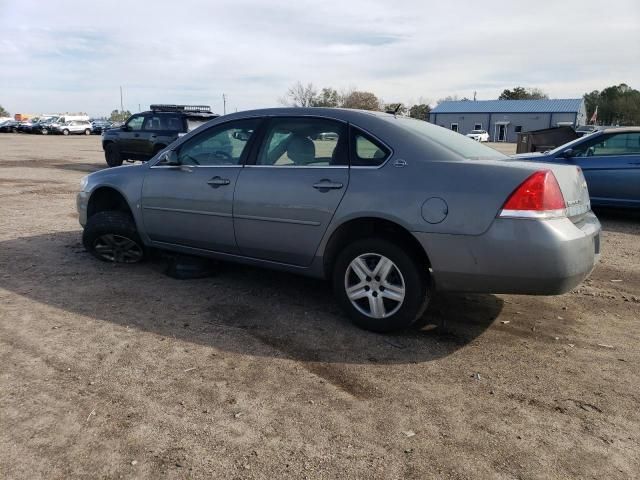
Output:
top-left (1, 134), bottom-right (639, 479)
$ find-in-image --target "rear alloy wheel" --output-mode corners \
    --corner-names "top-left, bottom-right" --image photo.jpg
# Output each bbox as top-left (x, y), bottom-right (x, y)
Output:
top-left (84, 129), bottom-right (91, 135)
top-left (62, 129), bottom-right (70, 136)
top-left (333, 238), bottom-right (430, 332)
top-left (105, 143), bottom-right (123, 167)
top-left (83, 211), bottom-right (145, 263)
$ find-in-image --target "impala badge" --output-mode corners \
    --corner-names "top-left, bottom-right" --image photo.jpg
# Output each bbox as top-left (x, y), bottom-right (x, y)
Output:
top-left (393, 159), bottom-right (407, 168)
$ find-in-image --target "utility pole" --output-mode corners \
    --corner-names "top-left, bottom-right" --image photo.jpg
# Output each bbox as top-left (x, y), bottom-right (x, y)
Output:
top-left (473, 91), bottom-right (477, 101)
top-left (138, 104), bottom-right (141, 113)
top-left (222, 93), bottom-right (227, 115)
top-left (120, 86), bottom-right (124, 113)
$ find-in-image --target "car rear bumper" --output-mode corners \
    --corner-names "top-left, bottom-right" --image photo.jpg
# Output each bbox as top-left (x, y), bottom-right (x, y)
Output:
top-left (413, 211), bottom-right (601, 295)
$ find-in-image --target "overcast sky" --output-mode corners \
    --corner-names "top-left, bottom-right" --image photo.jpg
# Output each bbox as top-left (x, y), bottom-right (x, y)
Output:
top-left (1, 0), bottom-right (638, 116)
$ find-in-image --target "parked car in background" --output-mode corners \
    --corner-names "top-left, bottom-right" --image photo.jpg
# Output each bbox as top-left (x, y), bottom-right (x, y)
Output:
top-left (77, 108), bottom-right (600, 332)
top-left (514, 127), bottom-right (640, 209)
top-left (91, 120), bottom-right (112, 135)
top-left (101, 104), bottom-right (218, 167)
top-left (16, 118), bottom-right (40, 133)
top-left (0, 120), bottom-right (20, 132)
top-left (465, 129), bottom-right (490, 142)
top-left (50, 120), bottom-right (93, 135)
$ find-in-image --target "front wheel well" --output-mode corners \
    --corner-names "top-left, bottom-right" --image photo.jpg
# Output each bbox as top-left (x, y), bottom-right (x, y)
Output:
top-left (87, 187), bottom-right (133, 220)
top-left (323, 217), bottom-right (431, 280)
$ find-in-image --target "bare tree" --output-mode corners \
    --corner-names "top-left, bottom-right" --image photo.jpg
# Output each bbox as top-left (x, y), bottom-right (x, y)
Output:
top-left (280, 81), bottom-right (318, 107)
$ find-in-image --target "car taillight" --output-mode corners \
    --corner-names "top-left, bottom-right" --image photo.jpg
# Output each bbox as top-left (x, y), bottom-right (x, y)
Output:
top-left (499, 170), bottom-right (566, 219)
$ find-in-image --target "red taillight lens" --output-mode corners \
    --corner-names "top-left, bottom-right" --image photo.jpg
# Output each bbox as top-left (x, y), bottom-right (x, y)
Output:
top-left (502, 170), bottom-right (566, 212)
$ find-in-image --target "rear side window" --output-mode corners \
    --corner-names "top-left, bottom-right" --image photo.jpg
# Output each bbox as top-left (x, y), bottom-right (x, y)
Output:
top-left (257, 117), bottom-right (348, 166)
top-left (352, 130), bottom-right (390, 166)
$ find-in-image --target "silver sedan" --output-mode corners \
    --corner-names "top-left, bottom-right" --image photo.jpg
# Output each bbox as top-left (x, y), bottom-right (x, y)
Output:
top-left (77, 108), bottom-right (600, 332)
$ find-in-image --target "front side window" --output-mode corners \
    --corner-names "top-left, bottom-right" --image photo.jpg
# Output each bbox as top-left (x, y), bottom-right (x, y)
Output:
top-left (176, 119), bottom-right (259, 166)
top-left (352, 131), bottom-right (390, 167)
top-left (257, 118), bottom-right (347, 166)
top-left (581, 132), bottom-right (640, 157)
top-left (126, 115), bottom-right (144, 131)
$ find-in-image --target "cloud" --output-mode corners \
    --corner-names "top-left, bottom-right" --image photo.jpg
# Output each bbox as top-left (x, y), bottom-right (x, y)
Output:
top-left (0, 0), bottom-right (638, 116)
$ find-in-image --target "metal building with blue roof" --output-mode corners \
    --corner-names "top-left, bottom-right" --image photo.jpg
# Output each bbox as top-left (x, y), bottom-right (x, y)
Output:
top-left (429, 98), bottom-right (586, 142)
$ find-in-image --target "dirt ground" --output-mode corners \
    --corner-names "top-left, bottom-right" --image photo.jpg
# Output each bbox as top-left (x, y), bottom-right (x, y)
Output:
top-left (1, 134), bottom-right (639, 480)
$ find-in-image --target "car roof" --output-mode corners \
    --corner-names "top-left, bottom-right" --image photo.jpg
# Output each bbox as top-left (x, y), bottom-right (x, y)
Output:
top-left (176, 107), bottom-right (503, 163)
top-left (597, 126), bottom-right (640, 134)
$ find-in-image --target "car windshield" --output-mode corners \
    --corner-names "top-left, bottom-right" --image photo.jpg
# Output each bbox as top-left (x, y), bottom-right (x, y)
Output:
top-left (396, 118), bottom-right (506, 160)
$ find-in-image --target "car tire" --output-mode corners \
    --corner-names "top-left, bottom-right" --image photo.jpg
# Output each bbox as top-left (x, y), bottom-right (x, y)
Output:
top-left (332, 237), bottom-right (430, 333)
top-left (62, 129), bottom-right (70, 136)
top-left (83, 211), bottom-right (145, 264)
top-left (105, 143), bottom-right (123, 167)
top-left (41, 129), bottom-right (48, 135)
top-left (84, 129), bottom-right (91, 135)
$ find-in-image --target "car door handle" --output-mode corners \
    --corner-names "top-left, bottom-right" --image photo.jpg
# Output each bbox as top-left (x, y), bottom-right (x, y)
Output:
top-left (313, 180), bottom-right (344, 191)
top-left (207, 176), bottom-right (231, 188)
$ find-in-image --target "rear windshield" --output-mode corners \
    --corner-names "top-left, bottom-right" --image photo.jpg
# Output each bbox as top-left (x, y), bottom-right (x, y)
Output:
top-left (396, 118), bottom-right (506, 160)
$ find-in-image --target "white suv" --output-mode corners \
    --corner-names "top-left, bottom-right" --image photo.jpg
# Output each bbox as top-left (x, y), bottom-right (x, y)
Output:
top-left (54, 120), bottom-right (92, 136)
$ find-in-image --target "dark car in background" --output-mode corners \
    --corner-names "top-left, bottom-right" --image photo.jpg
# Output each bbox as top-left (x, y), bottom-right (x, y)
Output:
top-left (515, 127), bottom-right (640, 209)
top-left (101, 104), bottom-right (218, 167)
top-left (0, 120), bottom-right (20, 133)
top-left (91, 120), bottom-right (112, 135)
top-left (16, 118), bottom-right (40, 133)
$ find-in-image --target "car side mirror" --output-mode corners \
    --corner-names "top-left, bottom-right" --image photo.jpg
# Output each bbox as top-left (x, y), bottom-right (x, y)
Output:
top-left (232, 131), bottom-right (250, 141)
top-left (561, 148), bottom-right (575, 158)
top-left (158, 150), bottom-right (180, 166)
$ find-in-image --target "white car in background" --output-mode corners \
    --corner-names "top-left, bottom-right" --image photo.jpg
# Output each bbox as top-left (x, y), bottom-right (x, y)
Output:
top-left (466, 129), bottom-right (490, 142)
top-left (52, 120), bottom-right (92, 136)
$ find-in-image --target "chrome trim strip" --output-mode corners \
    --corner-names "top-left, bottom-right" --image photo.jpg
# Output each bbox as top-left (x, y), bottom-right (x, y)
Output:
top-left (150, 164), bottom-right (242, 169)
top-left (498, 208), bottom-right (566, 219)
top-left (142, 206), bottom-right (232, 218)
top-left (244, 164), bottom-right (348, 169)
top-left (235, 213), bottom-right (321, 226)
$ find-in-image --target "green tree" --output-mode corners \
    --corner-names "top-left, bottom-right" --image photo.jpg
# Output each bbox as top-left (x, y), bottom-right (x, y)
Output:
top-left (409, 103), bottom-right (431, 120)
top-left (498, 87), bottom-right (548, 100)
top-left (341, 91), bottom-right (382, 111)
top-left (585, 83), bottom-right (640, 125)
top-left (0, 105), bottom-right (10, 117)
top-left (312, 87), bottom-right (340, 107)
top-left (109, 109), bottom-right (132, 122)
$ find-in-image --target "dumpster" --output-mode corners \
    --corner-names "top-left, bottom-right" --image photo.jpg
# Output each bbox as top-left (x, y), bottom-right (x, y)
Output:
top-left (516, 126), bottom-right (579, 154)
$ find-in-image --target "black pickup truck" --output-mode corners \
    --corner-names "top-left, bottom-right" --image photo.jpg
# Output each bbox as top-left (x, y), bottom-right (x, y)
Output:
top-left (102, 105), bottom-right (218, 167)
